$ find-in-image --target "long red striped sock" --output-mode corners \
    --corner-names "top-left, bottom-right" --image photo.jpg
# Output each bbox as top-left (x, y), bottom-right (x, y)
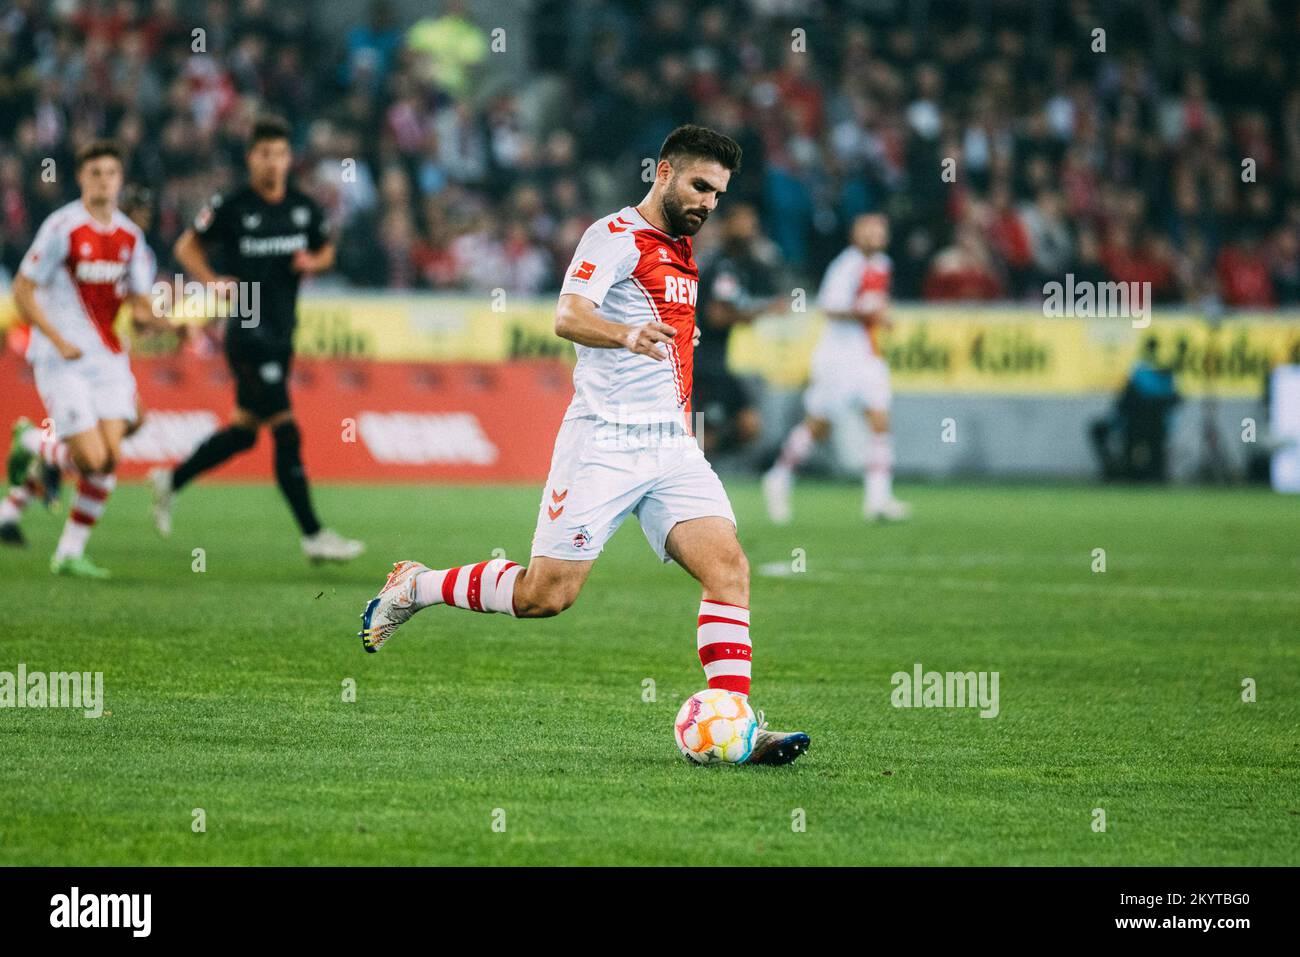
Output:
top-left (413, 558), bottom-right (523, 616)
top-left (0, 476), bottom-right (39, 524)
top-left (39, 433), bottom-right (74, 473)
top-left (697, 599), bottom-right (752, 696)
top-left (54, 473), bottom-right (115, 560)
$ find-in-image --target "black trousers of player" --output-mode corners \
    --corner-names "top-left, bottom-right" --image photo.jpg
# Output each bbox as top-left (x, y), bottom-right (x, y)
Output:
top-left (171, 337), bottom-right (322, 536)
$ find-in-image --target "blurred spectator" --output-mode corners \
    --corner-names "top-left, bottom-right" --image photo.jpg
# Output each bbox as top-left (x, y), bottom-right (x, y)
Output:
top-left (1216, 231), bottom-right (1276, 307)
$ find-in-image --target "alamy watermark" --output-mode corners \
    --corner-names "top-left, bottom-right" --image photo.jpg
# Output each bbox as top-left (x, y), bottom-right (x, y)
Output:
top-left (890, 662), bottom-right (999, 718)
top-left (0, 664), bottom-right (104, 718)
top-left (1042, 274), bottom-right (1151, 328)
top-left (151, 274), bottom-right (261, 328)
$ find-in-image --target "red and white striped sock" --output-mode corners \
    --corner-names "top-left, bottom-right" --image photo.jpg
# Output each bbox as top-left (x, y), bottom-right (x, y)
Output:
top-left (0, 477), bottom-right (39, 525)
top-left (413, 557), bottom-right (523, 616)
top-left (37, 432), bottom-right (74, 473)
top-left (772, 422), bottom-right (815, 476)
top-left (697, 599), bottom-right (752, 696)
top-left (54, 473), bottom-right (115, 560)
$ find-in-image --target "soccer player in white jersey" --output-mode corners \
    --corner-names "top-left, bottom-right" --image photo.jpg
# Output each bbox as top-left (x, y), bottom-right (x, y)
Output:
top-left (2, 141), bottom-right (160, 577)
top-left (357, 125), bottom-right (808, 765)
top-left (762, 212), bottom-right (910, 523)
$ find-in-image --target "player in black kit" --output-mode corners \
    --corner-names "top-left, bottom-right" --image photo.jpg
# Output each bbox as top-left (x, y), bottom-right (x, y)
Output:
top-left (149, 116), bottom-right (363, 563)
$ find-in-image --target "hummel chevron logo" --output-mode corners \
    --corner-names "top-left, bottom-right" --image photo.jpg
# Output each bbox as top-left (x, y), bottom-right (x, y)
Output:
top-left (547, 488), bottom-right (567, 521)
top-left (606, 216), bottom-right (633, 233)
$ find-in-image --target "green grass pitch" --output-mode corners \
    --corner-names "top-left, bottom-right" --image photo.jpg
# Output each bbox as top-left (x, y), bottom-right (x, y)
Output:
top-left (1, 479), bottom-right (1297, 865)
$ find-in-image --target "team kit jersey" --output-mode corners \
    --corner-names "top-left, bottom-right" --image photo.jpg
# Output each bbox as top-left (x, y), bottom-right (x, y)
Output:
top-left (192, 184), bottom-right (329, 416)
top-left (19, 200), bottom-right (155, 437)
top-left (805, 245), bottom-right (893, 416)
top-left (532, 206), bottom-right (735, 563)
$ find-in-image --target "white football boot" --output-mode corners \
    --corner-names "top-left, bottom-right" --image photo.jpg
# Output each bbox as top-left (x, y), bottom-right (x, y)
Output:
top-left (866, 498), bottom-right (912, 522)
top-left (761, 468), bottom-right (793, 525)
top-left (746, 710), bottom-right (810, 766)
top-left (358, 560), bottom-right (427, 653)
top-left (302, 527), bottom-right (365, 563)
top-left (148, 467), bottom-right (174, 538)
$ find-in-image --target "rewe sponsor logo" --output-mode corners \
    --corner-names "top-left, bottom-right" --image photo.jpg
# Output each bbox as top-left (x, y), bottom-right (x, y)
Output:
top-left (74, 260), bottom-right (128, 284)
top-left (664, 275), bottom-right (697, 305)
top-left (120, 410), bottom-right (221, 462)
top-left (358, 411), bottom-right (498, 465)
top-left (0, 664), bottom-right (103, 718)
top-left (1042, 274), bottom-right (1151, 328)
top-left (890, 662), bottom-right (999, 718)
top-left (49, 887), bottom-right (150, 937)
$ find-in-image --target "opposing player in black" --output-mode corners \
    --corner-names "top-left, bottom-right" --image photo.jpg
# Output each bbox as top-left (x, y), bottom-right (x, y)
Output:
top-left (149, 116), bottom-right (363, 562)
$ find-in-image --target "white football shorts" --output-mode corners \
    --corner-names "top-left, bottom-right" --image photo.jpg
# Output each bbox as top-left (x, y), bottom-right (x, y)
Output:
top-left (803, 348), bottom-right (891, 417)
top-left (531, 415), bottom-right (737, 563)
top-left (32, 352), bottom-right (139, 439)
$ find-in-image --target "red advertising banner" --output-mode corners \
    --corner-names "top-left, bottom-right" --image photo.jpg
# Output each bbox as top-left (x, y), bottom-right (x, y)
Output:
top-left (0, 350), bottom-right (573, 482)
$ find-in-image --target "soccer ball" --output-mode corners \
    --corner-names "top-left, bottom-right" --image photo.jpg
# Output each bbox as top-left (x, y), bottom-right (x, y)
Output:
top-left (674, 688), bottom-right (758, 765)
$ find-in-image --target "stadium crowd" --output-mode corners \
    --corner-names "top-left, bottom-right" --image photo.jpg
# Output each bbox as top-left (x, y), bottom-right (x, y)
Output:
top-left (1, 0), bottom-right (1298, 307)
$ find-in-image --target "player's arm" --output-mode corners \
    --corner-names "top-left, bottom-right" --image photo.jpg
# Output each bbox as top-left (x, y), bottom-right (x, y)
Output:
top-left (292, 242), bottom-right (335, 275)
top-left (554, 293), bottom-right (675, 361)
top-left (129, 292), bottom-right (170, 332)
top-left (173, 228), bottom-right (224, 286)
top-left (128, 237), bottom-right (169, 333)
top-left (293, 200), bottom-right (335, 275)
top-left (12, 273), bottom-right (82, 360)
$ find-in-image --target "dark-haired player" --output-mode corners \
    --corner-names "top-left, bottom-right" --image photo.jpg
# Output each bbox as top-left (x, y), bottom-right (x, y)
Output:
top-left (357, 125), bottom-right (808, 765)
top-left (148, 116), bottom-right (363, 563)
top-left (3, 142), bottom-right (159, 576)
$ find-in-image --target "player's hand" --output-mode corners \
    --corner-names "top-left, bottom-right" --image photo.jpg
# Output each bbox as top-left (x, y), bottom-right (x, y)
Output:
top-left (625, 321), bottom-right (675, 360)
top-left (56, 339), bottom-right (83, 361)
top-left (291, 250), bottom-right (316, 274)
top-left (692, 325), bottom-right (702, 348)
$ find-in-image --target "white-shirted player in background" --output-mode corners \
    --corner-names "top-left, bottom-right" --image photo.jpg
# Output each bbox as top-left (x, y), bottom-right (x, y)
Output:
top-left (762, 212), bottom-right (910, 523)
top-left (2, 141), bottom-right (161, 577)
top-left (357, 125), bottom-right (808, 765)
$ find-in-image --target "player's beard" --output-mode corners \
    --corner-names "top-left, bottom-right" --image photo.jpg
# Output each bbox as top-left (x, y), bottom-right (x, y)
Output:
top-left (661, 182), bottom-right (710, 236)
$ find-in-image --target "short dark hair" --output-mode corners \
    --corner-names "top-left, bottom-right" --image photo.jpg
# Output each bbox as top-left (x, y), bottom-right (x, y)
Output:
top-left (76, 139), bottom-right (123, 170)
top-left (659, 124), bottom-right (742, 173)
top-left (249, 115), bottom-right (292, 148)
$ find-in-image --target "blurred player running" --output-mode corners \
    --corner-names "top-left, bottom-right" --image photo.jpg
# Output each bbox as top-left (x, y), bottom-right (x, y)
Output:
top-left (147, 116), bottom-right (363, 563)
top-left (762, 212), bottom-right (910, 523)
top-left (2, 141), bottom-right (161, 576)
top-left (357, 125), bottom-right (808, 765)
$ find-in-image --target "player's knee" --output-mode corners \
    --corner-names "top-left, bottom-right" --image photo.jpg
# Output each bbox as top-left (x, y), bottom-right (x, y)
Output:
top-left (72, 447), bottom-right (109, 475)
top-left (808, 418), bottom-right (832, 442)
top-left (270, 420), bottom-right (300, 458)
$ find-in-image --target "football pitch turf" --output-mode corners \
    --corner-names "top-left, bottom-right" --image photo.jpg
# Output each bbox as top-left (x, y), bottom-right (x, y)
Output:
top-left (1, 480), bottom-right (1296, 866)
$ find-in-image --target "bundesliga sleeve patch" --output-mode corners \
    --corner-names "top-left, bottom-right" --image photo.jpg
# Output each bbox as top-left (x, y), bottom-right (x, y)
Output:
top-left (570, 260), bottom-right (596, 281)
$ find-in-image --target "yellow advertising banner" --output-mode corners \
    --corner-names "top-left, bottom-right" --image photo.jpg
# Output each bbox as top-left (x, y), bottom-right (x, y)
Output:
top-left (3, 293), bottom-right (1297, 397)
top-left (728, 307), bottom-right (1300, 398)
